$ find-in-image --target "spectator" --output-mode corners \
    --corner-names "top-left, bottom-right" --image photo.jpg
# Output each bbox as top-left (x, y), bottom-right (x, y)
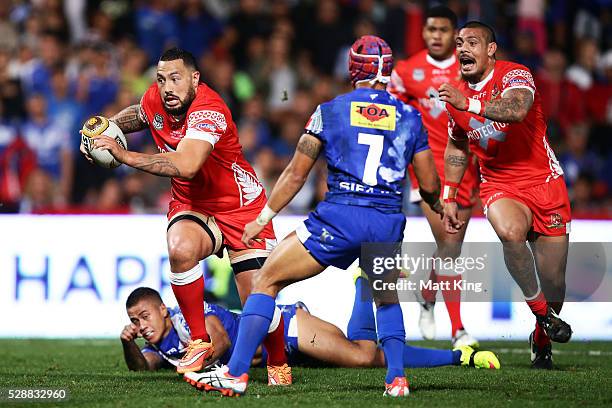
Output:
top-left (134, 0), bottom-right (179, 63)
top-left (47, 68), bottom-right (83, 140)
top-left (21, 94), bottom-right (73, 204)
top-left (19, 168), bottom-right (57, 214)
top-left (179, 0), bottom-right (223, 60)
top-left (566, 38), bottom-right (599, 91)
top-left (559, 122), bottom-right (603, 186)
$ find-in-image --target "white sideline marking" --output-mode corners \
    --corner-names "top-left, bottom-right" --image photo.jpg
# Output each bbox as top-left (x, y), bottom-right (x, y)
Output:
top-left (496, 348), bottom-right (612, 356)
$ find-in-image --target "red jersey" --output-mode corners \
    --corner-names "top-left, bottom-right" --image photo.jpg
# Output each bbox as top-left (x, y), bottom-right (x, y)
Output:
top-left (447, 60), bottom-right (564, 188)
top-left (389, 49), bottom-right (478, 207)
top-left (139, 83), bottom-right (265, 213)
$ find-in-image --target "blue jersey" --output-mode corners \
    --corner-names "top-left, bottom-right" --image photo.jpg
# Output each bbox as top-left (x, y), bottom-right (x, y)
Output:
top-left (140, 303), bottom-right (303, 366)
top-left (305, 88), bottom-right (429, 211)
top-left (141, 303), bottom-right (240, 367)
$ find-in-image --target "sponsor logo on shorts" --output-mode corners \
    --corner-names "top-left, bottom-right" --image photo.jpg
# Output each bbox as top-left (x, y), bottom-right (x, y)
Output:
top-left (350, 102), bottom-right (396, 130)
top-left (546, 213), bottom-right (564, 229)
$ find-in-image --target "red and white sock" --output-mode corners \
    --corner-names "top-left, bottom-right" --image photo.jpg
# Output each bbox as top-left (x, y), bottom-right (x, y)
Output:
top-left (170, 263), bottom-right (210, 342)
top-left (438, 274), bottom-right (464, 337)
top-left (525, 289), bottom-right (548, 317)
top-left (263, 307), bottom-right (287, 366)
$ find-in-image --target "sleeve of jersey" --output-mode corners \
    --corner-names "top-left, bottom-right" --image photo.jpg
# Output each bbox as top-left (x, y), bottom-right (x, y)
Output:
top-left (304, 105), bottom-right (324, 141)
top-left (500, 67), bottom-right (536, 97)
top-left (388, 68), bottom-right (409, 103)
top-left (141, 344), bottom-right (156, 354)
top-left (447, 111), bottom-right (467, 141)
top-left (184, 109), bottom-right (228, 147)
top-left (138, 92), bottom-right (150, 125)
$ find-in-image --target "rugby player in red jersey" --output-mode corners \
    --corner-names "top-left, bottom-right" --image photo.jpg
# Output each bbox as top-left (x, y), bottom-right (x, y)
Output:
top-left (439, 22), bottom-right (572, 369)
top-left (388, 6), bottom-right (478, 348)
top-left (80, 48), bottom-right (290, 383)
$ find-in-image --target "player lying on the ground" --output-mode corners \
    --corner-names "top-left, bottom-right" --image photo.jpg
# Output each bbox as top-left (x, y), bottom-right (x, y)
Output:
top-left (121, 287), bottom-right (499, 372)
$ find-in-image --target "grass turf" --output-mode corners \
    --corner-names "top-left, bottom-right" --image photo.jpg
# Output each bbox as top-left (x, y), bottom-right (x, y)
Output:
top-left (1, 339), bottom-right (611, 407)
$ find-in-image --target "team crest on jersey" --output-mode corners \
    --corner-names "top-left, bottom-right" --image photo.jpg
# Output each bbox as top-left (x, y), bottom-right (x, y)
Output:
top-left (491, 85), bottom-right (501, 99)
top-left (153, 113), bottom-right (164, 130)
top-left (412, 68), bottom-right (425, 82)
top-left (350, 102), bottom-right (396, 131)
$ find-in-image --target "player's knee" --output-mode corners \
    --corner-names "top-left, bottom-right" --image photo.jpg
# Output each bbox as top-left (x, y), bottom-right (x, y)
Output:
top-left (168, 238), bottom-right (200, 270)
top-left (251, 268), bottom-right (281, 296)
top-left (497, 224), bottom-right (529, 242)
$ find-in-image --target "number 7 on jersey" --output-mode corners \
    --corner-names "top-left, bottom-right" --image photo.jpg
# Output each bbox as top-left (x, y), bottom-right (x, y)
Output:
top-left (358, 132), bottom-right (384, 186)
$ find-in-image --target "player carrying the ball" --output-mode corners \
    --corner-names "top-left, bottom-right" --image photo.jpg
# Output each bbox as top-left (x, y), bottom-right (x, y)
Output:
top-left (193, 35), bottom-right (443, 397)
top-left (439, 21), bottom-right (572, 369)
top-left (79, 48), bottom-right (290, 384)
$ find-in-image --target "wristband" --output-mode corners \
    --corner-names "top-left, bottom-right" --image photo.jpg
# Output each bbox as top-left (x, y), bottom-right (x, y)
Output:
top-left (442, 182), bottom-right (459, 203)
top-left (466, 98), bottom-right (484, 115)
top-left (256, 204), bottom-right (277, 226)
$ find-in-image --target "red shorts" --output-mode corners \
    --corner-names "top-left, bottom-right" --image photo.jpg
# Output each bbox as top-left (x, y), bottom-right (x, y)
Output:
top-left (480, 177), bottom-right (571, 236)
top-left (168, 198), bottom-right (277, 252)
top-left (408, 164), bottom-right (478, 209)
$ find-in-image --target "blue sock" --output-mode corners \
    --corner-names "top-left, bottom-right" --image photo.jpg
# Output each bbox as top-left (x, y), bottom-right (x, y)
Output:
top-left (452, 349), bottom-right (462, 365)
top-left (227, 293), bottom-right (275, 376)
top-left (401, 344), bottom-right (459, 367)
top-left (347, 277), bottom-right (377, 342)
top-left (376, 304), bottom-right (405, 383)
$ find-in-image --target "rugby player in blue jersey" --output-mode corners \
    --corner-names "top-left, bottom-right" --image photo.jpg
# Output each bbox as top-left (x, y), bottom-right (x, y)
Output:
top-left (190, 35), bottom-right (448, 397)
top-left (121, 287), bottom-right (499, 373)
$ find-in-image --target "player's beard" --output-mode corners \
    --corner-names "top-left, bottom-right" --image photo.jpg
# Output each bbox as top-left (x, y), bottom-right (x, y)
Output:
top-left (163, 86), bottom-right (196, 116)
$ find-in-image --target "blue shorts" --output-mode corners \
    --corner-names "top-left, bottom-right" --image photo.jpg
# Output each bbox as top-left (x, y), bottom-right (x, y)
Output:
top-left (295, 201), bottom-right (406, 269)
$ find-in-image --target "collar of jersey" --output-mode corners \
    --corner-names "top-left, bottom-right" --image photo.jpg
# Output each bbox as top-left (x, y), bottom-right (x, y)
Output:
top-left (426, 53), bottom-right (456, 69)
top-left (468, 68), bottom-right (495, 91)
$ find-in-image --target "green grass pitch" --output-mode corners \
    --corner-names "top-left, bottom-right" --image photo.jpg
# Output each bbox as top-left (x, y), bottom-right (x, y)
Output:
top-left (1, 339), bottom-right (612, 407)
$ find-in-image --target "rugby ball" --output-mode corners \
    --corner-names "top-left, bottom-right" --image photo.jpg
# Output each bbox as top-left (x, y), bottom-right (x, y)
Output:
top-left (81, 116), bottom-right (127, 169)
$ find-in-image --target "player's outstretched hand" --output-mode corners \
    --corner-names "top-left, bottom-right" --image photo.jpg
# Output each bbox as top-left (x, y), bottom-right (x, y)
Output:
top-left (438, 83), bottom-right (468, 111)
top-left (242, 220), bottom-right (265, 248)
top-left (94, 135), bottom-right (127, 162)
top-left (78, 131), bottom-right (94, 164)
top-left (120, 323), bottom-right (140, 343)
top-left (443, 201), bottom-right (465, 233)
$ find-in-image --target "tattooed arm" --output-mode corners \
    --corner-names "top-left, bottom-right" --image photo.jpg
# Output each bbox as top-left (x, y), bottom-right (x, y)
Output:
top-left (439, 83), bottom-right (534, 123)
top-left (110, 104), bottom-right (149, 134)
top-left (94, 137), bottom-right (213, 179)
top-left (444, 137), bottom-right (469, 185)
top-left (443, 133), bottom-right (470, 233)
top-left (482, 88), bottom-right (533, 122)
top-left (265, 133), bottom-right (323, 212)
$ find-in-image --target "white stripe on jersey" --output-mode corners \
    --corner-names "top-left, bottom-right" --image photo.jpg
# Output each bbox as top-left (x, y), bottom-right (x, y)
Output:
top-left (305, 105), bottom-right (323, 135)
top-left (543, 136), bottom-right (564, 182)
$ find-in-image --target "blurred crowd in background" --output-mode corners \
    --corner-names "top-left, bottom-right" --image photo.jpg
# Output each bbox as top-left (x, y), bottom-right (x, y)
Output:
top-left (0, 0), bottom-right (610, 218)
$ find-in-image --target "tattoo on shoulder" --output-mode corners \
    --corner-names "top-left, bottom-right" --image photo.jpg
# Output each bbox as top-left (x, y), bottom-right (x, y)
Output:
top-left (447, 154), bottom-right (467, 167)
top-left (297, 136), bottom-right (322, 160)
top-left (111, 104), bottom-right (148, 134)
